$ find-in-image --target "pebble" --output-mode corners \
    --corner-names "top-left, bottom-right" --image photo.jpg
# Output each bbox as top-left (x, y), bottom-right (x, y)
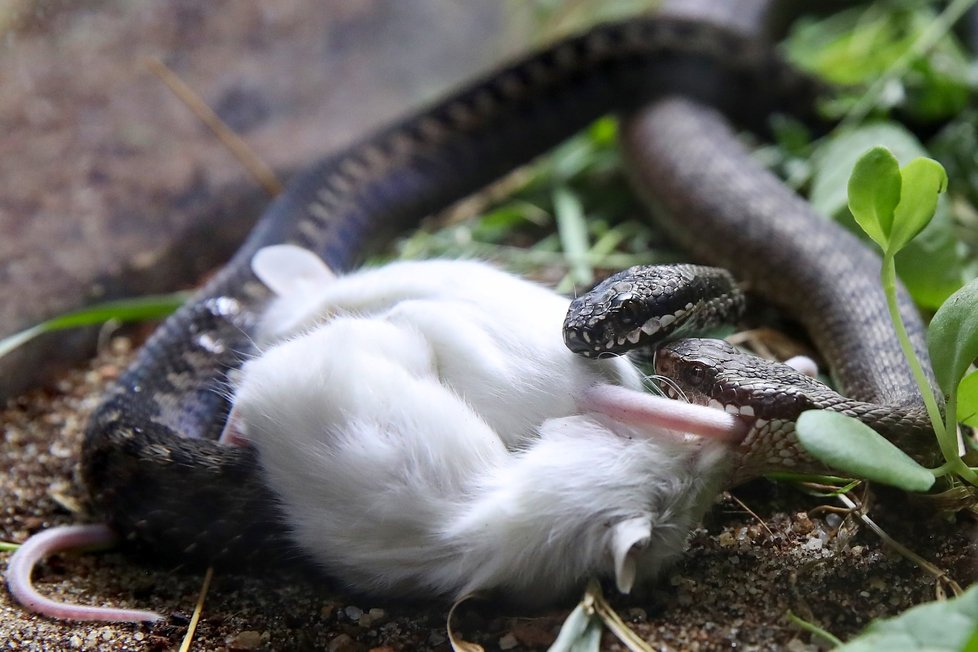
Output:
top-left (321, 602), bottom-right (339, 619)
top-left (498, 632), bottom-right (519, 650)
top-left (511, 620), bottom-right (557, 647)
top-left (785, 637), bottom-right (817, 651)
top-left (227, 630), bottom-right (263, 651)
top-left (718, 531), bottom-right (737, 547)
top-left (328, 633), bottom-right (358, 652)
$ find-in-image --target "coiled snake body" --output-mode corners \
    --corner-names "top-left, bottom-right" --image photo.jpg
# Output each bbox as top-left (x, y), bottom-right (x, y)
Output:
top-left (82, 15), bottom-right (935, 565)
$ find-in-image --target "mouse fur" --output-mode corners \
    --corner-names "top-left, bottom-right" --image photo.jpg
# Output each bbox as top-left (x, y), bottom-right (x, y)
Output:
top-left (232, 249), bottom-right (728, 603)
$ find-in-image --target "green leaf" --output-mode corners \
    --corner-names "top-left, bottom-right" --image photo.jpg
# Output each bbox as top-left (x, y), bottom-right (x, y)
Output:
top-left (0, 292), bottom-right (189, 362)
top-left (547, 600), bottom-right (601, 652)
top-left (959, 371), bottom-right (978, 428)
top-left (784, 6), bottom-right (919, 86)
top-left (963, 623), bottom-right (978, 652)
top-left (784, 4), bottom-right (973, 122)
top-left (834, 585), bottom-right (978, 651)
top-left (811, 123), bottom-right (926, 220)
top-left (892, 206), bottom-right (963, 310)
top-left (927, 277), bottom-right (978, 397)
top-left (795, 410), bottom-right (935, 492)
top-left (810, 123), bottom-right (964, 309)
top-left (889, 157), bottom-right (948, 253)
top-left (847, 146), bottom-right (901, 250)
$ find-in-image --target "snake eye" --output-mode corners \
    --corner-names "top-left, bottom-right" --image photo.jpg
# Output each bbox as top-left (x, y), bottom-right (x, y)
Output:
top-left (618, 298), bottom-right (644, 326)
top-left (684, 364), bottom-right (707, 386)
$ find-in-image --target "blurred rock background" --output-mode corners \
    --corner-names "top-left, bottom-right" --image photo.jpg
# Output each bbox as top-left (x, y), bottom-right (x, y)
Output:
top-left (1, 0), bottom-right (613, 397)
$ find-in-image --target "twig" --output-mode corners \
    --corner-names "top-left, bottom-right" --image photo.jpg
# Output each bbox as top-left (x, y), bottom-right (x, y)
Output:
top-left (726, 492), bottom-right (775, 538)
top-left (586, 580), bottom-right (654, 652)
top-left (178, 566), bottom-right (215, 652)
top-left (144, 57), bottom-right (283, 197)
top-left (836, 493), bottom-right (963, 598)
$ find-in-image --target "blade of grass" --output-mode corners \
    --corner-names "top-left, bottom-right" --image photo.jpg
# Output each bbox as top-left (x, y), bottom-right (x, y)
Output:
top-left (554, 186), bottom-right (593, 288)
top-left (585, 580), bottom-right (654, 652)
top-left (0, 292), bottom-right (189, 362)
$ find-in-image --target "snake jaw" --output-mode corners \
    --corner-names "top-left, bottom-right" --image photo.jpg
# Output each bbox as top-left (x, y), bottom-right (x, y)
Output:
top-left (564, 292), bottom-right (675, 359)
top-left (654, 338), bottom-right (839, 479)
top-left (654, 374), bottom-right (813, 480)
top-left (657, 378), bottom-right (752, 442)
top-left (563, 319), bottom-right (661, 359)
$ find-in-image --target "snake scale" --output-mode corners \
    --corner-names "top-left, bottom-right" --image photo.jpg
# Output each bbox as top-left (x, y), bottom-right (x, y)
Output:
top-left (81, 13), bottom-right (937, 566)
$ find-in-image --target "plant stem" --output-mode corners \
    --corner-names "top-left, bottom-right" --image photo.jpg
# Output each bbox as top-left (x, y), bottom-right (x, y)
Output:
top-left (881, 255), bottom-right (978, 484)
top-left (785, 611), bottom-right (843, 648)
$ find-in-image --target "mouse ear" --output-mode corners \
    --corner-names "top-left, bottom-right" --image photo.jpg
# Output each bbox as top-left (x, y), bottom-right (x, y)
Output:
top-left (251, 245), bottom-right (336, 296)
top-left (610, 516), bottom-right (652, 594)
top-left (219, 405), bottom-right (251, 448)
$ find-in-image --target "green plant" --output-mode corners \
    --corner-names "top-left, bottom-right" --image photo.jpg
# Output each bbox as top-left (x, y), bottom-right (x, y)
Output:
top-left (832, 584), bottom-right (978, 651)
top-left (796, 145), bottom-right (978, 490)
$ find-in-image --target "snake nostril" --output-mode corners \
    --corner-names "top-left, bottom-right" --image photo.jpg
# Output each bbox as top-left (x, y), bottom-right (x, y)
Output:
top-left (592, 323), bottom-right (611, 345)
top-left (563, 328), bottom-right (588, 353)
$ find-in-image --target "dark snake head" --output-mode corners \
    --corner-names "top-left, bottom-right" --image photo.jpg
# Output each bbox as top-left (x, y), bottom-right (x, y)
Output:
top-left (655, 338), bottom-right (835, 480)
top-left (563, 264), bottom-right (744, 359)
top-left (654, 338), bottom-right (825, 420)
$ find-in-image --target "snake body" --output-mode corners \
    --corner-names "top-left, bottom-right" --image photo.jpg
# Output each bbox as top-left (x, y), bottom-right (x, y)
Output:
top-left (620, 98), bottom-right (940, 475)
top-left (563, 262), bottom-right (938, 482)
top-left (81, 15), bottom-right (930, 566)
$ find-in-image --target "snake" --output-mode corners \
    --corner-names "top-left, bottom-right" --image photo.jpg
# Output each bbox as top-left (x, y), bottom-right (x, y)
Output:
top-left (79, 13), bottom-right (938, 568)
top-left (563, 263), bottom-right (939, 483)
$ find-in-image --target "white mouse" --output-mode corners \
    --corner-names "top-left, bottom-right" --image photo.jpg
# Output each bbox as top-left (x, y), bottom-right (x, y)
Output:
top-left (245, 247), bottom-right (644, 448)
top-left (8, 249), bottom-right (736, 622)
top-left (233, 312), bottom-right (728, 603)
top-left (231, 246), bottom-right (731, 603)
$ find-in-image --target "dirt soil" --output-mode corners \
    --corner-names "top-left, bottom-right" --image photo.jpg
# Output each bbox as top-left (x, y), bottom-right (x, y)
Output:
top-left (1, 337), bottom-right (975, 651)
